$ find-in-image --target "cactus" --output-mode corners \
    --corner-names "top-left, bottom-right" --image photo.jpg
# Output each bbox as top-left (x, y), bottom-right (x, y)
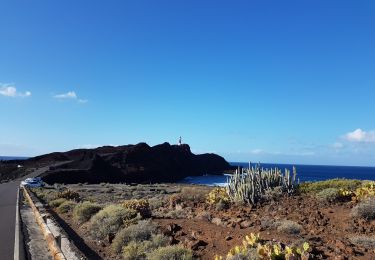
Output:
top-left (122, 199), bottom-right (151, 218)
top-left (338, 181), bottom-right (375, 202)
top-left (216, 232), bottom-right (310, 260)
top-left (226, 164), bottom-right (298, 205)
top-left (206, 187), bottom-right (230, 205)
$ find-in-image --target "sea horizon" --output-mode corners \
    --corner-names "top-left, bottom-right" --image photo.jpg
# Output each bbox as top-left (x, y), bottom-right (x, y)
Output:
top-left (230, 161), bottom-right (375, 169)
top-left (180, 161), bottom-right (375, 186)
top-left (1, 155), bottom-right (375, 168)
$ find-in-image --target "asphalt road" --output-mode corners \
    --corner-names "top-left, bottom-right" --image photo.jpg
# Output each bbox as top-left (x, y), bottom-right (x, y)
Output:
top-left (0, 166), bottom-right (52, 260)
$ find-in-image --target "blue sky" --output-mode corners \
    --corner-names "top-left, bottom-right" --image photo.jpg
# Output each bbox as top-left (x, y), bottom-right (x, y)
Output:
top-left (1, 0), bottom-right (375, 166)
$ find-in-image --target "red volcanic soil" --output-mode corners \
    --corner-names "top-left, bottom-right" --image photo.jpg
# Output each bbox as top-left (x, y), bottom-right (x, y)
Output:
top-left (38, 184), bottom-right (375, 260)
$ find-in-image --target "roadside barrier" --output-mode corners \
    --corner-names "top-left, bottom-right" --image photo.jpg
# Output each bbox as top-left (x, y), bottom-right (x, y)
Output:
top-left (22, 187), bottom-right (66, 260)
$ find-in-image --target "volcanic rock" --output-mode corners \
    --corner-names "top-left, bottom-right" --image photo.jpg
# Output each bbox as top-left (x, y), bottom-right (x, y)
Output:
top-left (32, 142), bottom-right (232, 184)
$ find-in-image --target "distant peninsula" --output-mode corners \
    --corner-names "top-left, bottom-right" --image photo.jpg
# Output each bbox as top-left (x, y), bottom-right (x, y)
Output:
top-left (1, 142), bottom-right (233, 184)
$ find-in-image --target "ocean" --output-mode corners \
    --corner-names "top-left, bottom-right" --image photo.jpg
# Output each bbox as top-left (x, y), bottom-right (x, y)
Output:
top-left (0, 156), bottom-right (29, 161)
top-left (181, 162), bottom-right (375, 186)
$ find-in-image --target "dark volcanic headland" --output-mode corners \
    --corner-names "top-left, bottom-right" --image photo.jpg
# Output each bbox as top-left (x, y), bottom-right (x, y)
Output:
top-left (0, 142), bottom-right (233, 184)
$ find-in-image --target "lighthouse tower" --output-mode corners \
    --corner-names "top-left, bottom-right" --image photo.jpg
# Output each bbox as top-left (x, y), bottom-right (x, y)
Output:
top-left (178, 136), bottom-right (182, 146)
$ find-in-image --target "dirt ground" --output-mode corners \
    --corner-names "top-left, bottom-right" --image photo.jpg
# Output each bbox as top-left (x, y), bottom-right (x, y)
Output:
top-left (35, 183), bottom-right (375, 259)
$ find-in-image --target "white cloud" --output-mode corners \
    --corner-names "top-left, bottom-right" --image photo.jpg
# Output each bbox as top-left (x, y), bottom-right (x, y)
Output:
top-left (343, 129), bottom-right (375, 143)
top-left (53, 91), bottom-right (88, 103)
top-left (0, 83), bottom-right (31, 97)
top-left (54, 91), bottom-right (77, 99)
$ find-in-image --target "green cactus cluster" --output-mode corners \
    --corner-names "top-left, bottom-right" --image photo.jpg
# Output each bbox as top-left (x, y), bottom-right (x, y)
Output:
top-left (226, 164), bottom-right (298, 205)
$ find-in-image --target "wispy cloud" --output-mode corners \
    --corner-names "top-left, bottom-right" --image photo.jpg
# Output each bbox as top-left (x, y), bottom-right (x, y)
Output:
top-left (343, 129), bottom-right (375, 143)
top-left (0, 83), bottom-right (31, 97)
top-left (53, 91), bottom-right (88, 104)
top-left (54, 91), bottom-right (77, 99)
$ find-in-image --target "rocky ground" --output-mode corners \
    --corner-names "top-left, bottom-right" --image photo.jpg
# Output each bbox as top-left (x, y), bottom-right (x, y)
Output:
top-left (31, 182), bottom-right (375, 259)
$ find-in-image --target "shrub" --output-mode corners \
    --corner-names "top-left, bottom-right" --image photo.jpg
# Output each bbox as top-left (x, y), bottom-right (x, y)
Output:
top-left (57, 189), bottom-right (80, 201)
top-left (195, 211), bottom-right (212, 221)
top-left (165, 208), bottom-right (189, 219)
top-left (351, 197), bottom-right (375, 220)
top-left (49, 198), bottom-right (67, 208)
top-left (112, 220), bottom-right (158, 253)
top-left (147, 245), bottom-right (193, 260)
top-left (168, 194), bottom-right (182, 208)
top-left (32, 188), bottom-right (58, 202)
top-left (350, 235), bottom-right (375, 249)
top-left (276, 220), bottom-right (302, 235)
top-left (298, 179), bottom-right (362, 194)
top-left (148, 198), bottom-right (164, 210)
top-left (215, 199), bottom-right (229, 211)
top-left (206, 188), bottom-right (230, 205)
top-left (148, 234), bottom-right (169, 248)
top-left (73, 201), bottom-right (102, 223)
top-left (57, 200), bottom-right (77, 214)
top-left (89, 205), bottom-right (138, 240)
top-left (122, 234), bottom-right (169, 259)
top-left (260, 218), bottom-right (276, 230)
top-left (262, 186), bottom-right (283, 202)
top-left (122, 241), bottom-right (148, 260)
top-left (316, 188), bottom-right (340, 202)
top-left (179, 186), bottom-right (209, 203)
top-left (122, 199), bottom-right (151, 218)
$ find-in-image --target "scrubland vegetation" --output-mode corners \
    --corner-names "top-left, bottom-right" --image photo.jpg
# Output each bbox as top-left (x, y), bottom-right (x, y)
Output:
top-left (29, 169), bottom-right (375, 260)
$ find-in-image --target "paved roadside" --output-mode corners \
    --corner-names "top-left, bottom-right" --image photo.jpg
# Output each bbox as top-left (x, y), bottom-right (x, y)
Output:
top-left (20, 191), bottom-right (52, 260)
top-left (0, 165), bottom-right (59, 260)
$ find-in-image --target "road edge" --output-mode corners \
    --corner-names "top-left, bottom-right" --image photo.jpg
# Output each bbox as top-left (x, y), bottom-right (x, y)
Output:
top-left (23, 187), bottom-right (66, 260)
top-left (14, 187), bottom-right (26, 260)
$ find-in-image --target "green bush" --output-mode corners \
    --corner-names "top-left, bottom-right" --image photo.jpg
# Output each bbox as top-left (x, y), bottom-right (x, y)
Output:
top-left (57, 189), bottom-right (80, 201)
top-left (298, 179), bottom-right (362, 194)
top-left (179, 186), bottom-right (210, 203)
top-left (49, 198), bottom-right (67, 208)
top-left (122, 241), bottom-right (148, 260)
top-left (165, 209), bottom-right (189, 219)
top-left (112, 220), bottom-right (158, 253)
top-left (148, 198), bottom-right (164, 210)
top-left (147, 245), bottom-right (193, 260)
top-left (350, 235), bottom-right (375, 249)
top-left (57, 200), bottom-right (77, 213)
top-left (122, 234), bottom-right (169, 259)
top-left (32, 188), bottom-right (58, 203)
top-left (276, 220), bottom-right (302, 235)
top-left (351, 197), bottom-right (375, 220)
top-left (226, 248), bottom-right (260, 260)
top-left (89, 205), bottom-right (138, 240)
top-left (73, 201), bottom-right (102, 223)
top-left (316, 188), bottom-right (340, 202)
